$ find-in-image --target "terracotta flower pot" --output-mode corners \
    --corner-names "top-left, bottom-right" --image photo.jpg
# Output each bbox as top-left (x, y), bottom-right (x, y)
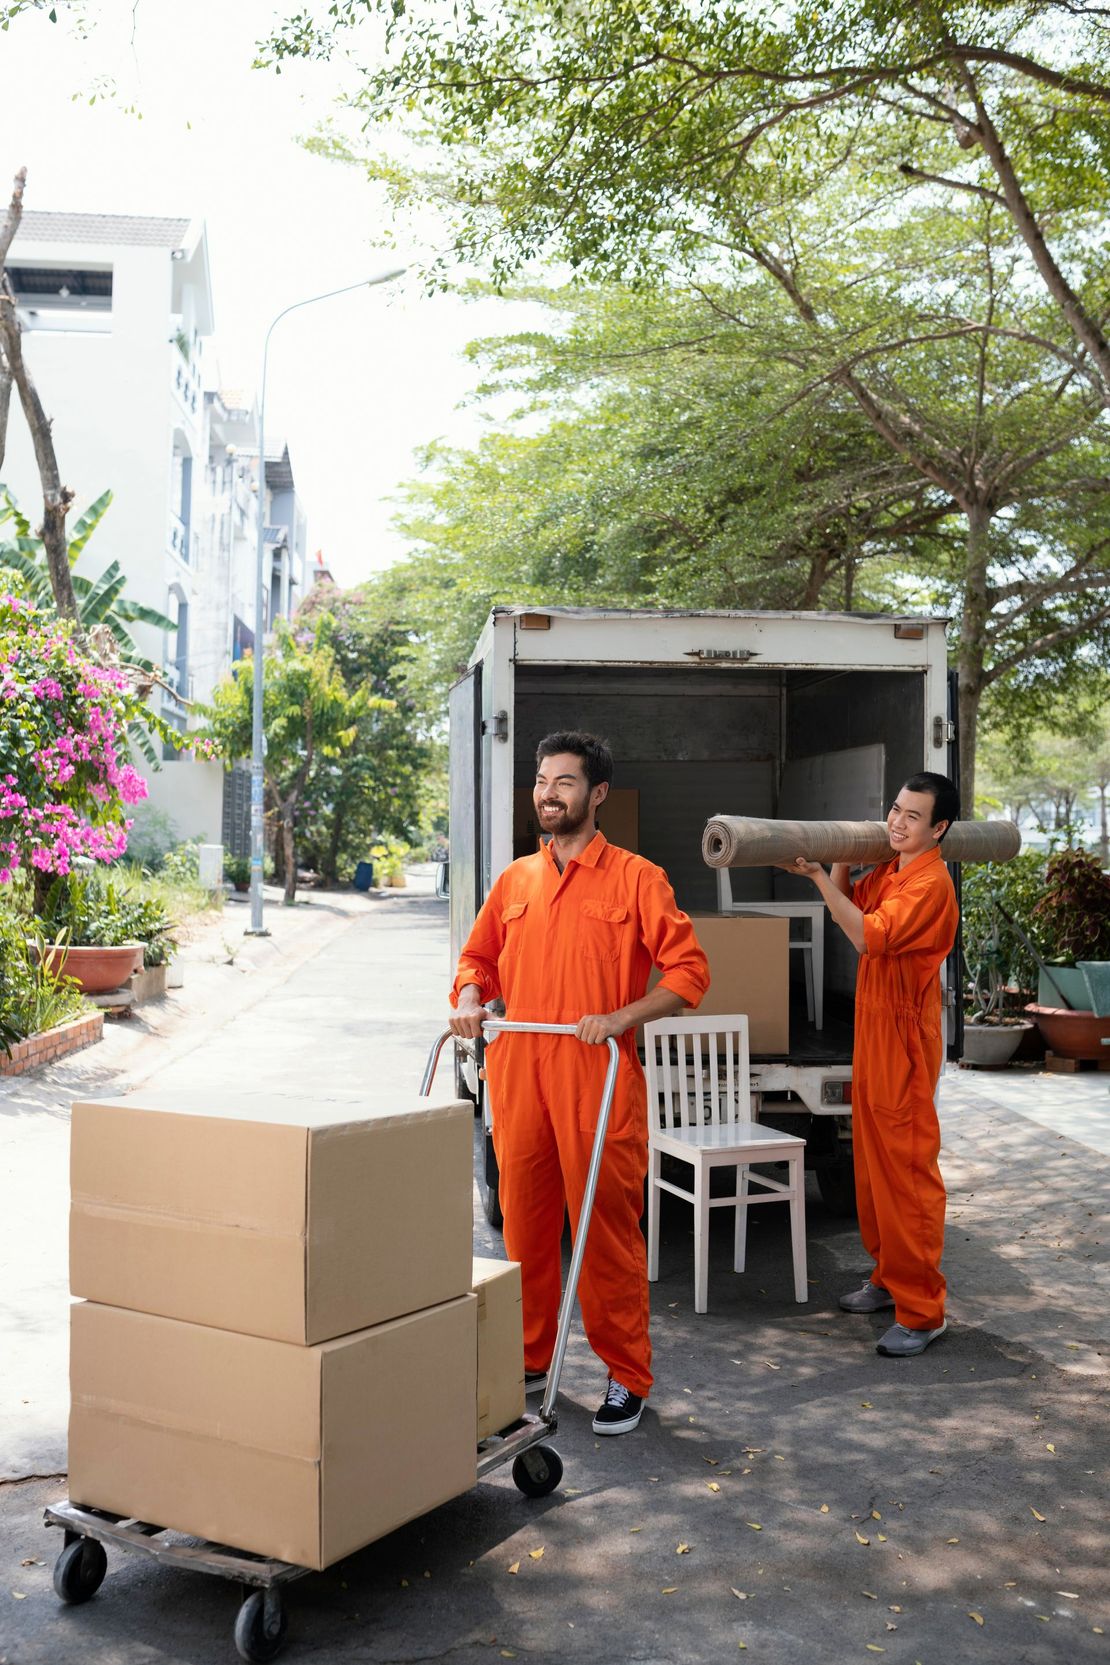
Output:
top-left (1024, 1004), bottom-right (1110, 1062)
top-left (39, 942), bottom-right (144, 994)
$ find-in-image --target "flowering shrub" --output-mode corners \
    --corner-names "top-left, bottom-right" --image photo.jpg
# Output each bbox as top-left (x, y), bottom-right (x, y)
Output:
top-left (0, 594), bottom-right (153, 886)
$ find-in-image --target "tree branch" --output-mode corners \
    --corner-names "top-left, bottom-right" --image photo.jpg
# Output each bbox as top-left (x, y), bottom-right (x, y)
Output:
top-left (985, 599), bottom-right (1110, 683)
top-left (897, 161), bottom-right (1007, 208)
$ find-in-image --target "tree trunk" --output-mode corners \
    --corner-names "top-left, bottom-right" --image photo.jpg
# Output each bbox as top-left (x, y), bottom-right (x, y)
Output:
top-left (0, 168), bottom-right (82, 625)
top-left (281, 799), bottom-right (298, 905)
top-left (1099, 783), bottom-right (1108, 867)
top-left (325, 803), bottom-right (345, 888)
top-left (956, 503), bottom-right (993, 813)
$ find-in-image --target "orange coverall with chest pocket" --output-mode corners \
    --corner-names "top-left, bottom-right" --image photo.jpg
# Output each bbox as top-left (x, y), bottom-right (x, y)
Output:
top-left (451, 831), bottom-right (709, 1398)
top-left (851, 845), bottom-right (960, 1331)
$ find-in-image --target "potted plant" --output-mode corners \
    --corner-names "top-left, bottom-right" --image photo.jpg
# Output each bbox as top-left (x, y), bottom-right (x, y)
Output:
top-left (960, 869), bottom-right (1034, 1068)
top-left (370, 837), bottom-right (410, 889)
top-left (224, 851), bottom-right (252, 893)
top-left (34, 875), bottom-right (174, 995)
top-left (1025, 848), bottom-right (1110, 1058)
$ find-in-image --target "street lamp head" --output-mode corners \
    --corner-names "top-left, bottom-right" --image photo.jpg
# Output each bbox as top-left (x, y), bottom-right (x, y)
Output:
top-left (366, 267), bottom-right (407, 288)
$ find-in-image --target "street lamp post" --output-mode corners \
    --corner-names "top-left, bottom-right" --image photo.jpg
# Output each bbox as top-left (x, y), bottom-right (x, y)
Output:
top-left (246, 269), bottom-right (405, 935)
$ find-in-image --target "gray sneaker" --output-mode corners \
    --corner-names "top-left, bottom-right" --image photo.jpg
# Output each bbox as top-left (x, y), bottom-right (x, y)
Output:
top-left (876, 1319), bottom-right (947, 1357)
top-left (839, 1281), bottom-right (895, 1313)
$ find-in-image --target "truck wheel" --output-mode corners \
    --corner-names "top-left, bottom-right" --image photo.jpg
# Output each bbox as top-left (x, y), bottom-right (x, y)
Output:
top-left (816, 1155), bottom-right (857, 1217)
top-left (478, 1165), bottom-right (503, 1229)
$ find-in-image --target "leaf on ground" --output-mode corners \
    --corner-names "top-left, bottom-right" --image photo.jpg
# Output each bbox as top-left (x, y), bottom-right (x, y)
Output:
top-left (871, 1511), bottom-right (882, 1520)
top-left (1036, 1615), bottom-right (1051, 1622)
top-left (861, 1589), bottom-right (877, 1599)
top-left (1046, 1444), bottom-right (1056, 1453)
top-left (707, 1482), bottom-right (721, 1493)
top-left (746, 1523), bottom-right (763, 1532)
top-left (865, 1647), bottom-right (885, 1654)
top-left (629, 1526), bottom-right (643, 1534)
top-left (703, 1456), bottom-right (719, 1466)
top-left (738, 1644), bottom-right (748, 1651)
top-left (11, 1592), bottom-right (27, 1600)
top-left (1003, 1582), bottom-right (1017, 1589)
top-left (819, 1504), bottom-right (830, 1514)
top-left (969, 1611), bottom-right (985, 1625)
top-left (1030, 1508), bottom-right (1046, 1522)
top-left (886, 1622), bottom-right (898, 1631)
top-left (677, 1543), bottom-right (691, 1554)
top-left (1057, 1591), bottom-right (1078, 1599)
top-left (19, 1560), bottom-right (43, 1569)
top-left (500, 1653), bottom-right (516, 1659)
top-left (564, 1488), bottom-right (582, 1496)
top-left (946, 1538), bottom-right (960, 1545)
top-left (877, 1534), bottom-right (888, 1543)
top-left (855, 1532), bottom-right (871, 1546)
top-left (661, 1586), bottom-right (678, 1595)
top-left (763, 1360), bottom-right (781, 1370)
top-left (507, 1562), bottom-right (520, 1576)
top-left (731, 1589), bottom-right (748, 1600)
top-left (861, 1401), bottom-right (873, 1409)
top-left (528, 1549), bottom-right (544, 1560)
top-left (889, 1605), bottom-right (902, 1613)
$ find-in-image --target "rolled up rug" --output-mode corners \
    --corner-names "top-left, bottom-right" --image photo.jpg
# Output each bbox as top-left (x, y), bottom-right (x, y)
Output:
top-left (701, 815), bottom-right (1021, 869)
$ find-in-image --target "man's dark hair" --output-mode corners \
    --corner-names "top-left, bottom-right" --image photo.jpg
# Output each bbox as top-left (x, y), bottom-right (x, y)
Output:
top-left (535, 730), bottom-right (614, 791)
top-left (901, 772), bottom-right (960, 839)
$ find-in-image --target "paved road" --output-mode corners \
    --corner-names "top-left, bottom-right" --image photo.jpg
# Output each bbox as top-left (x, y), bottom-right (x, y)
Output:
top-left (2, 885), bottom-right (1108, 1664)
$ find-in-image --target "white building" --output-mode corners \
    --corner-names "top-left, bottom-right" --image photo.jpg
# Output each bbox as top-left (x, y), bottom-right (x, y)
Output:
top-left (2, 211), bottom-right (309, 851)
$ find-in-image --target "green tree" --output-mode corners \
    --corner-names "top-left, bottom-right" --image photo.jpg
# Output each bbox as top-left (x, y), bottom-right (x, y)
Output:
top-left (293, 582), bottom-right (436, 884)
top-left (200, 618), bottom-right (384, 905)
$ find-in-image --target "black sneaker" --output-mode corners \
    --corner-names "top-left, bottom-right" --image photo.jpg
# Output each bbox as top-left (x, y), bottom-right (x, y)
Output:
top-left (592, 1378), bottom-right (644, 1436)
top-left (524, 1370), bottom-right (548, 1395)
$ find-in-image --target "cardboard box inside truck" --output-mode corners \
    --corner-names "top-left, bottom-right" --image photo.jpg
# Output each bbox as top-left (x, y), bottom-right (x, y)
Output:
top-left (472, 1257), bottom-right (525, 1440)
top-left (648, 915), bottom-right (789, 1054)
top-left (69, 1296), bottom-right (478, 1571)
top-left (70, 1091), bottom-right (473, 1344)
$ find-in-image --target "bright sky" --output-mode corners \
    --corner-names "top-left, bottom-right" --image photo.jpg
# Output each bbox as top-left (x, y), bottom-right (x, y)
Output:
top-left (0, 0), bottom-right (542, 585)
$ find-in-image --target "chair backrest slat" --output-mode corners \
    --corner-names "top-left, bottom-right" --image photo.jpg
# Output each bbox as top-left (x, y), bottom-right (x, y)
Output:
top-left (643, 1014), bottom-right (752, 1134)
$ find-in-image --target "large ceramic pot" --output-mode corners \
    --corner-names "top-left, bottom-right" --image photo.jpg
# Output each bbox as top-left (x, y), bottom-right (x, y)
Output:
top-left (1024, 1003), bottom-right (1110, 1061)
top-left (39, 942), bottom-right (144, 994)
top-left (1036, 966), bottom-right (1091, 1010)
top-left (961, 1018), bottom-right (1034, 1070)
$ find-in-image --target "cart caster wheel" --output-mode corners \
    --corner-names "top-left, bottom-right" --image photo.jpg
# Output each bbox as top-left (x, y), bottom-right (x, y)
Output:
top-left (234, 1590), bottom-right (288, 1663)
top-left (53, 1537), bottom-right (107, 1604)
top-left (512, 1444), bottom-right (563, 1498)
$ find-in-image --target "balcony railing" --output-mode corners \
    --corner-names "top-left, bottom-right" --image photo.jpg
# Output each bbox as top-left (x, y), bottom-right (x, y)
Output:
top-left (168, 511), bottom-right (189, 562)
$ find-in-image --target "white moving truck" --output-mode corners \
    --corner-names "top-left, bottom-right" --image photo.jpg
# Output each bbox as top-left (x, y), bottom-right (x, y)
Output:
top-left (448, 606), bottom-right (960, 1223)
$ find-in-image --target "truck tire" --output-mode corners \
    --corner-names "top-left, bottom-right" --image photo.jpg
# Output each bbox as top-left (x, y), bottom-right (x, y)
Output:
top-left (816, 1153), bottom-right (858, 1217)
top-left (477, 1127), bottom-right (504, 1229)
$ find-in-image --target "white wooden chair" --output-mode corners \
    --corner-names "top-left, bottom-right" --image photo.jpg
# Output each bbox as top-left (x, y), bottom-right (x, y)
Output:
top-left (643, 1014), bottom-right (808, 1313)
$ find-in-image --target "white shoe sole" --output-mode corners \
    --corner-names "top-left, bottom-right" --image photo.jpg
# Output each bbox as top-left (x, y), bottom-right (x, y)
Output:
top-left (592, 1407), bottom-right (643, 1436)
top-left (876, 1319), bottom-right (947, 1357)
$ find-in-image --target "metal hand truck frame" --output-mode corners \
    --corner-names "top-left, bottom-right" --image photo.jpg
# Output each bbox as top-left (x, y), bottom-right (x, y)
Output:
top-left (44, 1020), bottom-right (619, 1663)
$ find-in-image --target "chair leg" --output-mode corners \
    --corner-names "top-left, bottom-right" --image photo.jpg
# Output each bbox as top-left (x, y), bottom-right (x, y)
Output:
top-left (733, 1163), bottom-right (749, 1274)
top-left (693, 1161), bottom-right (709, 1314)
top-left (647, 1146), bottom-right (661, 1283)
top-left (788, 1154), bottom-right (808, 1302)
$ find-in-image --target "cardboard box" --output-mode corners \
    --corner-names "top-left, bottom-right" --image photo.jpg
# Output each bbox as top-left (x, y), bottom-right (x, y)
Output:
top-left (513, 786), bottom-right (639, 857)
top-left (69, 1297), bottom-right (478, 1571)
top-left (649, 915), bottom-right (789, 1054)
top-left (70, 1092), bottom-right (473, 1344)
top-left (472, 1257), bottom-right (525, 1440)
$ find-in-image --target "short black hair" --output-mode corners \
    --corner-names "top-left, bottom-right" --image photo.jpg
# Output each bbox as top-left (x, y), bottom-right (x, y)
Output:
top-left (900, 772), bottom-right (959, 839)
top-left (535, 730), bottom-right (614, 791)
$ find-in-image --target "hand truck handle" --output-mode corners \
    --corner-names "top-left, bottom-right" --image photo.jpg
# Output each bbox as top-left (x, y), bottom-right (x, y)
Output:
top-left (421, 1019), bottom-right (621, 1422)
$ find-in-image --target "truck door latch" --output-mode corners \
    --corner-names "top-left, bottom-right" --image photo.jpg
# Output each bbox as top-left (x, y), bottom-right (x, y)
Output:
top-left (933, 716), bottom-right (956, 747)
top-left (482, 711), bottom-right (510, 742)
top-left (685, 647), bottom-right (759, 662)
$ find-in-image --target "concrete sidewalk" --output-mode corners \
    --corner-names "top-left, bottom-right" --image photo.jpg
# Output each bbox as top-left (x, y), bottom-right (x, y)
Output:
top-left (2, 886), bottom-right (1108, 1664)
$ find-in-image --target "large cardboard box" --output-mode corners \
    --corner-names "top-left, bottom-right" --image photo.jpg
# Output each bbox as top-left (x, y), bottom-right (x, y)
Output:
top-left (472, 1257), bottom-right (525, 1440)
top-left (649, 915), bottom-right (789, 1054)
top-left (513, 786), bottom-right (639, 858)
top-left (70, 1092), bottom-right (473, 1344)
top-left (69, 1297), bottom-right (478, 1571)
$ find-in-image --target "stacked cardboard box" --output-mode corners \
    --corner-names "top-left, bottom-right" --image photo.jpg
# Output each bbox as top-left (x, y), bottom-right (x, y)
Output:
top-left (472, 1257), bottom-right (525, 1440)
top-left (68, 1090), bottom-right (482, 1570)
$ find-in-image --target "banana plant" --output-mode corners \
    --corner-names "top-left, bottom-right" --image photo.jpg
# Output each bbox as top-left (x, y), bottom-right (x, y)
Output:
top-left (0, 487), bottom-right (177, 668)
top-left (0, 487), bottom-right (179, 766)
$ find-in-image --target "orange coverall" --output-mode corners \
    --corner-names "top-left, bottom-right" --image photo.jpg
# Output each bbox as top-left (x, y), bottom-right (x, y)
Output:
top-left (451, 831), bottom-right (709, 1397)
top-left (851, 845), bottom-right (960, 1331)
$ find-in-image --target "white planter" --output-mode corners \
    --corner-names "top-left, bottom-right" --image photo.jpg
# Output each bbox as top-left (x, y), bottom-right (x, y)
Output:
top-left (961, 1018), bottom-right (1033, 1069)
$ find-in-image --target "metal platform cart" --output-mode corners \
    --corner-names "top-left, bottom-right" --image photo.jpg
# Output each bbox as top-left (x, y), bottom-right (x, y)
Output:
top-left (45, 1020), bottom-right (618, 1662)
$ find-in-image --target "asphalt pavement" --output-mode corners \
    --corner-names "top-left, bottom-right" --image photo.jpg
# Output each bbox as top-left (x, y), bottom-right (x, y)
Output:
top-left (1, 877), bottom-right (1108, 1665)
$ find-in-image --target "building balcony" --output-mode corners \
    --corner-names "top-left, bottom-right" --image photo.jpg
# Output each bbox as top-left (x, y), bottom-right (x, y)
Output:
top-left (168, 510), bottom-right (189, 563)
top-left (170, 341), bottom-right (202, 423)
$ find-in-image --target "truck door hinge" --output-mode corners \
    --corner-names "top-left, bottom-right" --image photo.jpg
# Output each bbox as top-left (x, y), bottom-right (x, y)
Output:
top-left (482, 710), bottom-right (509, 742)
top-left (933, 716), bottom-right (956, 748)
top-left (685, 647), bottom-right (759, 663)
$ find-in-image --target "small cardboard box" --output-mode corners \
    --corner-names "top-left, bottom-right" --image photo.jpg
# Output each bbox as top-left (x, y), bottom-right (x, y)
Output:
top-left (649, 915), bottom-right (789, 1054)
top-left (472, 1257), bottom-right (525, 1440)
top-left (69, 1297), bottom-right (478, 1571)
top-left (70, 1092), bottom-right (473, 1344)
top-left (513, 786), bottom-right (639, 858)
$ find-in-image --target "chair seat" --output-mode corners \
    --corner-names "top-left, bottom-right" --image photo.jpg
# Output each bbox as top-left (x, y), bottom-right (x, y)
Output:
top-left (653, 1119), bottom-right (806, 1158)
